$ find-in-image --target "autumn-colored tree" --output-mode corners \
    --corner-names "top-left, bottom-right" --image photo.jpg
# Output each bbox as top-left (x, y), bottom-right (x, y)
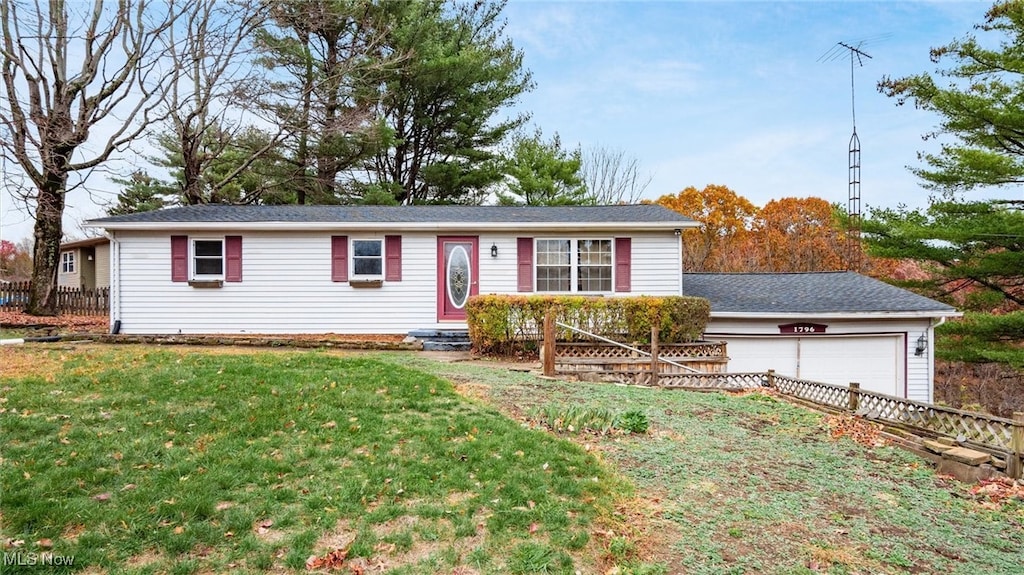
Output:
top-left (0, 240), bottom-right (15, 276)
top-left (0, 239), bottom-right (33, 281)
top-left (748, 197), bottom-right (847, 272)
top-left (654, 185), bottom-right (758, 271)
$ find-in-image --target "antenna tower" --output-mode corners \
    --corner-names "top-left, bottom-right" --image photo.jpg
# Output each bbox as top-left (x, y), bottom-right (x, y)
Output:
top-left (820, 37), bottom-right (885, 271)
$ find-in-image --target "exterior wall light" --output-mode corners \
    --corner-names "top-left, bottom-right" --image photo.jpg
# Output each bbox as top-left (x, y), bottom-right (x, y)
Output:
top-left (490, 243), bottom-right (498, 258)
top-left (915, 332), bottom-right (928, 356)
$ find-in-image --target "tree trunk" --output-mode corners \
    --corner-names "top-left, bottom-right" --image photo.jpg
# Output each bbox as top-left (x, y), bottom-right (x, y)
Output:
top-left (26, 177), bottom-right (66, 316)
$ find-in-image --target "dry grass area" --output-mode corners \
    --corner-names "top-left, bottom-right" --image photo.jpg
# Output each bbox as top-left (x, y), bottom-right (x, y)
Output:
top-left (398, 353), bottom-right (1024, 574)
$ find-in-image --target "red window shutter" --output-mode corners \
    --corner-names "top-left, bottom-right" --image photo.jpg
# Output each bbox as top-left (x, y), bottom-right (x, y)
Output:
top-left (331, 236), bottom-right (348, 282)
top-left (385, 235), bottom-right (402, 282)
top-left (615, 237), bottom-right (631, 292)
top-left (225, 236), bottom-right (243, 282)
top-left (517, 237), bottom-right (534, 292)
top-left (171, 235), bottom-right (188, 282)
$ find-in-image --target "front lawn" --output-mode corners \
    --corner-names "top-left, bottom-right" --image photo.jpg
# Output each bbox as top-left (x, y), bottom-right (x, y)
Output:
top-left (0, 347), bottom-right (635, 574)
top-left (3, 345), bottom-right (1023, 574)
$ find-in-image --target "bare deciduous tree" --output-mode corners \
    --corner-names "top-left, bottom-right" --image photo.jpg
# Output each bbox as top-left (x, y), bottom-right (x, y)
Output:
top-left (581, 145), bottom-right (652, 205)
top-left (160, 0), bottom-right (284, 206)
top-left (0, 0), bottom-right (177, 315)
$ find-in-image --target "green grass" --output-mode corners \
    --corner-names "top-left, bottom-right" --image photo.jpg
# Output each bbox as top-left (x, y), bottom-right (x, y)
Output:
top-left (389, 353), bottom-right (1024, 575)
top-left (0, 347), bottom-right (628, 574)
top-left (5, 346), bottom-right (1023, 574)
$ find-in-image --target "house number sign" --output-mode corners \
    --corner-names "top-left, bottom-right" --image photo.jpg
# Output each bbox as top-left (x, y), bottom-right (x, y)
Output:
top-left (778, 322), bottom-right (828, 334)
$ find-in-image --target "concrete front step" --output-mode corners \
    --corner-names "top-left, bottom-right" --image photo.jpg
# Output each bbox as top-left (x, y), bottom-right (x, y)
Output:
top-left (408, 329), bottom-right (470, 340)
top-left (409, 329), bottom-right (472, 352)
top-left (422, 340), bottom-right (472, 352)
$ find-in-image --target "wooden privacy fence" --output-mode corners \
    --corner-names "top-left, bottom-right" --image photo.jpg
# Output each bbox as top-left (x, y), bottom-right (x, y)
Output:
top-left (540, 315), bottom-right (1024, 479)
top-left (0, 281), bottom-right (109, 315)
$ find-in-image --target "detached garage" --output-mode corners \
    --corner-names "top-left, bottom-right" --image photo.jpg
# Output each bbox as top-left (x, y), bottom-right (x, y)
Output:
top-left (680, 272), bottom-right (960, 403)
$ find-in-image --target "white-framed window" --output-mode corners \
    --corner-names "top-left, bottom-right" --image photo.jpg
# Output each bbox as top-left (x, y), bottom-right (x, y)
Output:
top-left (192, 238), bottom-right (224, 279)
top-left (536, 238), bottom-right (613, 293)
top-left (577, 239), bottom-right (613, 291)
top-left (61, 252), bottom-right (75, 273)
top-left (351, 239), bottom-right (383, 278)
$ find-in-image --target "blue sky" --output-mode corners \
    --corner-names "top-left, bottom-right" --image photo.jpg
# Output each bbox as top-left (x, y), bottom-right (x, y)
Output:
top-left (501, 0), bottom-right (996, 209)
top-left (0, 1), bottom-right (1006, 243)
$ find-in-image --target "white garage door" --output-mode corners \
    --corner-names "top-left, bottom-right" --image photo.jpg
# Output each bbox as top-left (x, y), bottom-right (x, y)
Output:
top-left (721, 335), bottom-right (902, 396)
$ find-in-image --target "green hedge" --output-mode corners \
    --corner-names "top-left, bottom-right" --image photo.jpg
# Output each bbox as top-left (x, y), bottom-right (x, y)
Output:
top-left (465, 295), bottom-right (711, 356)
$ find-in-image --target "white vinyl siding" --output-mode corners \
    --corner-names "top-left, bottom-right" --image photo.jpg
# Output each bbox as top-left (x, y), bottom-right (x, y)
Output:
top-left (112, 229), bottom-right (683, 336)
top-left (117, 231), bottom-right (446, 335)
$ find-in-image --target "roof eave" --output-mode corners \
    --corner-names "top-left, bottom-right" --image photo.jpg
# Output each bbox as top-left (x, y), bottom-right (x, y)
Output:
top-left (59, 237), bottom-right (110, 250)
top-left (709, 310), bottom-right (963, 320)
top-left (83, 220), bottom-right (701, 232)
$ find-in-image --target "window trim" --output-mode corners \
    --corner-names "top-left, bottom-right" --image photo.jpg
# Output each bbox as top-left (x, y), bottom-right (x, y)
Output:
top-left (61, 251), bottom-right (75, 274)
top-left (350, 238), bottom-right (385, 280)
top-left (534, 238), bottom-right (614, 294)
top-left (191, 238), bottom-right (225, 280)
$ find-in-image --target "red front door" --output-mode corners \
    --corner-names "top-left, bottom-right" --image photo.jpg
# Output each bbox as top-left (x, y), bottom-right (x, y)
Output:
top-left (437, 236), bottom-right (479, 321)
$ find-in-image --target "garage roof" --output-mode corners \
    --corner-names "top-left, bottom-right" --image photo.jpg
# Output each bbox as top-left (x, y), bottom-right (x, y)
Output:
top-left (681, 272), bottom-right (958, 315)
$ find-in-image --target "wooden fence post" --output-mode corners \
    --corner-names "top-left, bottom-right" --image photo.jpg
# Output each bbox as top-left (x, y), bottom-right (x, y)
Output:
top-left (1010, 411), bottom-right (1024, 480)
top-left (766, 369), bottom-right (775, 388)
top-left (542, 309), bottom-right (556, 377)
top-left (650, 325), bottom-right (659, 387)
top-left (848, 382), bottom-right (861, 412)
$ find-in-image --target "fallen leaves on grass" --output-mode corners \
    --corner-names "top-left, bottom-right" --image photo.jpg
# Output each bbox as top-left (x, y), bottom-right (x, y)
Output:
top-left (822, 414), bottom-right (886, 447)
top-left (968, 478), bottom-right (1024, 508)
top-left (306, 548), bottom-right (348, 570)
top-left (0, 310), bottom-right (107, 332)
top-left (0, 347), bottom-right (64, 379)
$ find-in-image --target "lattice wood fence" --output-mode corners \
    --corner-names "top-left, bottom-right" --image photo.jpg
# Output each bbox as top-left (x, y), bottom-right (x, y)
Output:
top-left (553, 341), bottom-right (729, 387)
top-left (773, 374), bottom-right (1018, 454)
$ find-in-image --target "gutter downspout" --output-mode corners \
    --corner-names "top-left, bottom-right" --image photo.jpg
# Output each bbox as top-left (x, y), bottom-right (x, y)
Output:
top-left (107, 231), bottom-right (121, 334)
top-left (676, 228), bottom-right (684, 295)
top-left (927, 316), bottom-right (948, 403)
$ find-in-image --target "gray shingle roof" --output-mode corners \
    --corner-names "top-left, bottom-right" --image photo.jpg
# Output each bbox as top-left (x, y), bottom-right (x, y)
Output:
top-left (86, 204), bottom-right (694, 224)
top-left (681, 272), bottom-right (957, 314)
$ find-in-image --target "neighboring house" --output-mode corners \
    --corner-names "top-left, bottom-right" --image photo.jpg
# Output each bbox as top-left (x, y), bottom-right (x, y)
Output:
top-left (84, 204), bottom-right (697, 335)
top-left (58, 237), bottom-right (111, 290)
top-left (680, 272), bottom-right (961, 403)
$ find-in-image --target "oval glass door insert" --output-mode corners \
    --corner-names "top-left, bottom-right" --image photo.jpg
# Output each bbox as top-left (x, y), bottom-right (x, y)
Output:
top-left (446, 245), bottom-right (470, 309)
